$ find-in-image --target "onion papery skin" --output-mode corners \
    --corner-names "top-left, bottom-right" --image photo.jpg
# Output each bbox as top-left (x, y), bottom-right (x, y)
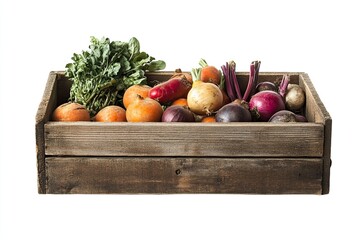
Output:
top-left (249, 90), bottom-right (285, 121)
top-left (161, 105), bottom-right (195, 122)
top-left (187, 82), bottom-right (223, 116)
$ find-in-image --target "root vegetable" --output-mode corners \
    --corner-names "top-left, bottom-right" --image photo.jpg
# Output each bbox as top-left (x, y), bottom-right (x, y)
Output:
top-left (93, 105), bottom-right (126, 122)
top-left (171, 98), bottom-right (188, 107)
top-left (171, 69), bottom-right (193, 84)
top-left (187, 68), bottom-right (223, 115)
top-left (249, 90), bottom-right (285, 121)
top-left (52, 102), bottom-right (90, 121)
top-left (149, 77), bottom-right (192, 105)
top-left (215, 99), bottom-right (252, 122)
top-left (123, 84), bottom-right (151, 109)
top-left (161, 105), bottom-right (195, 122)
top-left (201, 116), bottom-right (216, 123)
top-left (285, 84), bottom-right (305, 111)
top-left (199, 58), bottom-right (221, 85)
top-left (256, 81), bottom-right (277, 92)
top-left (269, 110), bottom-right (307, 123)
top-left (126, 96), bottom-right (163, 122)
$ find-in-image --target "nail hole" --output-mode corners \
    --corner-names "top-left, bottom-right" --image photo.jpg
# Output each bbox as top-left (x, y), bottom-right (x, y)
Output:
top-left (175, 169), bottom-right (181, 175)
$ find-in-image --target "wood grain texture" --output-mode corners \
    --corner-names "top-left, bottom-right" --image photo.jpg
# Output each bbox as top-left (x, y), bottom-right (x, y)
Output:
top-left (36, 71), bottom-right (332, 194)
top-left (45, 157), bottom-right (323, 194)
top-left (299, 73), bottom-right (332, 194)
top-left (35, 71), bottom-right (59, 193)
top-left (45, 122), bottom-right (324, 157)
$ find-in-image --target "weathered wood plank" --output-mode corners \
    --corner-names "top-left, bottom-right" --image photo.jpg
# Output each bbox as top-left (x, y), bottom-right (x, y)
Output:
top-left (299, 73), bottom-right (332, 193)
top-left (37, 71), bottom-right (331, 194)
top-left (322, 117), bottom-right (332, 194)
top-left (35, 71), bottom-right (59, 194)
top-left (45, 122), bottom-right (324, 157)
top-left (45, 157), bottom-right (323, 194)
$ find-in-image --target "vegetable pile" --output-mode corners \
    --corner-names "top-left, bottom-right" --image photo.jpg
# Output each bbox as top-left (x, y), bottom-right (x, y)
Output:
top-left (52, 36), bottom-right (307, 123)
top-left (65, 36), bottom-right (165, 116)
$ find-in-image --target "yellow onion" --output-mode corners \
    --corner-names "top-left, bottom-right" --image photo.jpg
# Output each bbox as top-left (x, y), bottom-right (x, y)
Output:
top-left (187, 81), bottom-right (223, 115)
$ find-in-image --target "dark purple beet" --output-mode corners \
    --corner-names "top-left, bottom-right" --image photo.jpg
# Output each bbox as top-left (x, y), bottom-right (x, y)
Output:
top-left (256, 81), bottom-right (277, 92)
top-left (215, 100), bottom-right (252, 122)
top-left (269, 110), bottom-right (307, 123)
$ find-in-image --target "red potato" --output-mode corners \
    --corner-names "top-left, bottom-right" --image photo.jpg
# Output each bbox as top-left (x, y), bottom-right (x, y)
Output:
top-left (148, 77), bottom-right (192, 104)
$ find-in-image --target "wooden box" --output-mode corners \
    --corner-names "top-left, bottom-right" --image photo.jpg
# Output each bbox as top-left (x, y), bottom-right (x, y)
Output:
top-left (35, 71), bottom-right (332, 194)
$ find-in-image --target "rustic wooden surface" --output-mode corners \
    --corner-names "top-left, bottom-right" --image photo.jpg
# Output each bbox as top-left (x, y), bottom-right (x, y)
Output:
top-left (36, 71), bottom-right (332, 194)
top-left (35, 72), bottom-right (58, 193)
top-left (299, 73), bottom-right (332, 194)
top-left (44, 122), bottom-right (324, 157)
top-left (45, 157), bottom-right (323, 194)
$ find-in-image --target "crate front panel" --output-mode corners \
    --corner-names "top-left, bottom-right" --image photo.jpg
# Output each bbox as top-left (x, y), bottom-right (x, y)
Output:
top-left (45, 122), bottom-right (324, 157)
top-left (45, 157), bottom-right (323, 194)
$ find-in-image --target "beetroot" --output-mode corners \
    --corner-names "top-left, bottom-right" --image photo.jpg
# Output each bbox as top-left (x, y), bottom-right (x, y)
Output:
top-left (215, 100), bottom-right (252, 122)
top-left (149, 77), bottom-right (192, 104)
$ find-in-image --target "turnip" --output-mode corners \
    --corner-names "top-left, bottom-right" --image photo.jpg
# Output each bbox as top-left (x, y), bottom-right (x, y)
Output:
top-left (285, 84), bottom-right (306, 112)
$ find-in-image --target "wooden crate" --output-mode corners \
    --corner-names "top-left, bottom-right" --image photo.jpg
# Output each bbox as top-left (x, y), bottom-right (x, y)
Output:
top-left (35, 71), bottom-right (332, 194)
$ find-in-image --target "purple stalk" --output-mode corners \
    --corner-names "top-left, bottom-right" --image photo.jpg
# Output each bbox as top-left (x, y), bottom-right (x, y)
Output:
top-left (221, 62), bottom-right (236, 101)
top-left (243, 63), bottom-right (256, 101)
top-left (278, 74), bottom-right (290, 98)
top-left (229, 61), bottom-right (242, 100)
top-left (251, 61), bottom-right (261, 97)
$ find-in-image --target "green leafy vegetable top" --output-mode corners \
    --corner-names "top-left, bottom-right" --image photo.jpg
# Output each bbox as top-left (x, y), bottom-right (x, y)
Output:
top-left (65, 36), bottom-right (166, 116)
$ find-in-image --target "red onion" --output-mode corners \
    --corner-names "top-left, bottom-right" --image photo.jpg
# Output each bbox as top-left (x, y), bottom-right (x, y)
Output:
top-left (161, 105), bottom-right (195, 122)
top-left (249, 90), bottom-right (285, 121)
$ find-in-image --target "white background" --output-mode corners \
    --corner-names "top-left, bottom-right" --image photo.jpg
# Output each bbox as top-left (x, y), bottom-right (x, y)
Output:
top-left (1, 0), bottom-right (359, 239)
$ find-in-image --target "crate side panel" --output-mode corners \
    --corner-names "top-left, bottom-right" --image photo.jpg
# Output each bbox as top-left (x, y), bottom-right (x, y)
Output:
top-left (298, 73), bottom-right (332, 193)
top-left (45, 157), bottom-right (323, 194)
top-left (45, 122), bottom-right (324, 157)
top-left (299, 73), bottom-right (331, 123)
top-left (35, 72), bottom-right (59, 193)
